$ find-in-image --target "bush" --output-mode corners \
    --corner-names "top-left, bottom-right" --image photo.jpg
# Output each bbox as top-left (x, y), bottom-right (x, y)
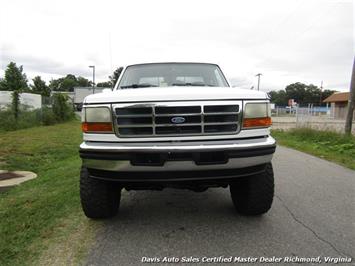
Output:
top-left (0, 93), bottom-right (76, 132)
top-left (52, 93), bottom-right (75, 122)
top-left (12, 90), bottom-right (20, 120)
top-left (271, 128), bottom-right (355, 169)
top-left (40, 106), bottom-right (57, 126)
top-left (0, 108), bottom-right (41, 131)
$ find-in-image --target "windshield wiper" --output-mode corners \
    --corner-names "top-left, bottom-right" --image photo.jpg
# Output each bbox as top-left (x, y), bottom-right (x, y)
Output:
top-left (172, 82), bottom-right (215, 87)
top-left (121, 83), bottom-right (158, 89)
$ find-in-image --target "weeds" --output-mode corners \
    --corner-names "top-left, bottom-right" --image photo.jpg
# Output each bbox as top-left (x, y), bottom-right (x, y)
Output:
top-left (272, 128), bottom-right (355, 169)
top-left (0, 93), bottom-right (75, 132)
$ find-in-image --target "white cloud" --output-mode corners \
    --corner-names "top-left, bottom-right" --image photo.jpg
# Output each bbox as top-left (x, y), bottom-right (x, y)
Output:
top-left (0, 0), bottom-right (353, 91)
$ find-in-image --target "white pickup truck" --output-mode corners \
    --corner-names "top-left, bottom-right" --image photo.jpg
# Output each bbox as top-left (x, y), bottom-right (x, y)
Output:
top-left (79, 62), bottom-right (276, 219)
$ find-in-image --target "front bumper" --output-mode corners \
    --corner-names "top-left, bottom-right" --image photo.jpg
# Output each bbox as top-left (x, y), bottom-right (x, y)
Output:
top-left (80, 136), bottom-right (276, 174)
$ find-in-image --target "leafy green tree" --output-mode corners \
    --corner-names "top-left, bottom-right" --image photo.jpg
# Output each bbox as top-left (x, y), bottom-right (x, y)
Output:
top-left (109, 67), bottom-right (123, 87)
top-left (31, 76), bottom-right (50, 96)
top-left (49, 75), bottom-right (93, 91)
top-left (269, 83), bottom-right (337, 106)
top-left (304, 84), bottom-right (321, 104)
top-left (77, 76), bottom-right (92, 87)
top-left (65, 74), bottom-right (77, 82)
top-left (60, 74), bottom-right (78, 91)
top-left (96, 81), bottom-right (112, 87)
top-left (60, 78), bottom-right (77, 91)
top-left (322, 89), bottom-right (336, 101)
top-left (49, 78), bottom-right (61, 91)
top-left (268, 90), bottom-right (288, 106)
top-left (0, 78), bottom-right (6, 90)
top-left (0, 62), bottom-right (28, 91)
top-left (285, 82), bottom-right (307, 104)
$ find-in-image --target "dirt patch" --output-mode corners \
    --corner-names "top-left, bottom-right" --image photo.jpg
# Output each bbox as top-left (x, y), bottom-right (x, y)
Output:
top-left (0, 172), bottom-right (23, 181)
top-left (0, 170), bottom-right (37, 188)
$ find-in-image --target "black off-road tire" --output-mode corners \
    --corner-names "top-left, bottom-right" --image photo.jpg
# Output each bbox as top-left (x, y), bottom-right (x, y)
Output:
top-left (230, 163), bottom-right (274, 215)
top-left (80, 167), bottom-right (121, 219)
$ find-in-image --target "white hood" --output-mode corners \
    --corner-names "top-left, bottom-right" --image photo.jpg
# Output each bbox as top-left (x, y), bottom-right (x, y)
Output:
top-left (84, 87), bottom-right (268, 104)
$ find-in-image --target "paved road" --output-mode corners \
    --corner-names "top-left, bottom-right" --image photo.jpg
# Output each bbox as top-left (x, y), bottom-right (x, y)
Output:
top-left (86, 146), bottom-right (355, 265)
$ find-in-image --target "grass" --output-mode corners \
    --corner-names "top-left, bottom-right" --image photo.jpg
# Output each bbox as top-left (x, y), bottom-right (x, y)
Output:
top-left (0, 120), bottom-right (100, 266)
top-left (272, 128), bottom-right (355, 170)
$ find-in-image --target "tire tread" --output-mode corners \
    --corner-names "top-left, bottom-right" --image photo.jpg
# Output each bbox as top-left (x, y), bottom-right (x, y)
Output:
top-left (230, 163), bottom-right (274, 215)
top-left (80, 167), bottom-right (121, 219)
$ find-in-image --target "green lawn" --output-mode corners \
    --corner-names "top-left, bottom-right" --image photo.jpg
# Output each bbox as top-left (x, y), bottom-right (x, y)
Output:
top-left (272, 128), bottom-right (355, 170)
top-left (0, 120), bottom-right (100, 266)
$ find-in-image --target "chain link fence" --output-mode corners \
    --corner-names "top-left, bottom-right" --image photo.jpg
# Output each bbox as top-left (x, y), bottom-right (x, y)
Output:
top-left (271, 105), bottom-right (355, 134)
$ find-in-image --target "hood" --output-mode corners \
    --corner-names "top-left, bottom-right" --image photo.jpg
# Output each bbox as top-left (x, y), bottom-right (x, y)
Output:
top-left (83, 86), bottom-right (268, 104)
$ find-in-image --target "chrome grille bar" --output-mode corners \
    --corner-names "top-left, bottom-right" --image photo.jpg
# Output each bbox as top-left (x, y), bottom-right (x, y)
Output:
top-left (113, 101), bottom-right (242, 138)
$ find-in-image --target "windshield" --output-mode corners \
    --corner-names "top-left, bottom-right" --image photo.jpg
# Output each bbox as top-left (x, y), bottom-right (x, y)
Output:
top-left (117, 63), bottom-right (229, 89)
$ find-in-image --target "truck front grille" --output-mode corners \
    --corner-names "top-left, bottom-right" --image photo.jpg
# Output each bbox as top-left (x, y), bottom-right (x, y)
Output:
top-left (113, 101), bottom-right (241, 138)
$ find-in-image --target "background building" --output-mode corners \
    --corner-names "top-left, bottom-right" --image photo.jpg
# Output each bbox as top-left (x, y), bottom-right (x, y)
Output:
top-left (323, 92), bottom-right (354, 119)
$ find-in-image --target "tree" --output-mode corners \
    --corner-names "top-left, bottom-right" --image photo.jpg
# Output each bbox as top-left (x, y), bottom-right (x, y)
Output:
top-left (49, 75), bottom-right (93, 91)
top-left (95, 67), bottom-right (123, 88)
top-left (49, 78), bottom-right (61, 91)
top-left (60, 74), bottom-right (77, 91)
top-left (268, 90), bottom-right (288, 106)
top-left (0, 78), bottom-right (6, 90)
top-left (0, 62), bottom-right (28, 91)
top-left (31, 76), bottom-right (50, 96)
top-left (77, 76), bottom-right (92, 87)
top-left (304, 84), bottom-right (321, 104)
top-left (269, 83), bottom-right (336, 107)
top-left (96, 81), bottom-right (112, 88)
top-left (285, 82), bottom-right (307, 104)
top-left (60, 77), bottom-right (77, 91)
top-left (109, 67), bottom-right (123, 87)
top-left (322, 89), bottom-right (336, 101)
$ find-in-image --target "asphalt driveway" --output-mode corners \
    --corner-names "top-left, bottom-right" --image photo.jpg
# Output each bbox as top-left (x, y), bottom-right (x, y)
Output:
top-left (86, 146), bottom-right (355, 265)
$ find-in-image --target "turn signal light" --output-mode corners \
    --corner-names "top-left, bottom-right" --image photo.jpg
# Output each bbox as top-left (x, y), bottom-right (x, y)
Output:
top-left (243, 117), bottom-right (272, 128)
top-left (82, 122), bottom-right (113, 133)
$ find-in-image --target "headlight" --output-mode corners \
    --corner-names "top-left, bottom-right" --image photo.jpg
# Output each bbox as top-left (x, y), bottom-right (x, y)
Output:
top-left (81, 107), bottom-right (113, 133)
top-left (243, 102), bottom-right (272, 128)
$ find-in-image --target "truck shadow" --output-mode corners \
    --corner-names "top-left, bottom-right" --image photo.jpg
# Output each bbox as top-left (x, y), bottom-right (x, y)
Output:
top-left (86, 188), bottom-right (277, 265)
top-left (104, 188), bottom-right (267, 238)
top-left (116, 188), bottom-right (265, 222)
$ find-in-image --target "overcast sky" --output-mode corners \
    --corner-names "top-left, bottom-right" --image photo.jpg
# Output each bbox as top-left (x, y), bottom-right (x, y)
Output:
top-left (0, 0), bottom-right (353, 92)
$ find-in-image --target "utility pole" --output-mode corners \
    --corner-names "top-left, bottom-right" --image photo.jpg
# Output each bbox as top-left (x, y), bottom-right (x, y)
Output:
top-left (319, 80), bottom-right (323, 106)
top-left (89, 65), bottom-right (95, 94)
top-left (256, 73), bottom-right (262, 91)
top-left (345, 57), bottom-right (355, 135)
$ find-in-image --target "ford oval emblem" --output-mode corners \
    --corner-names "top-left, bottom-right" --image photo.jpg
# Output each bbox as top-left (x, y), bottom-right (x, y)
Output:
top-left (171, 116), bottom-right (186, 124)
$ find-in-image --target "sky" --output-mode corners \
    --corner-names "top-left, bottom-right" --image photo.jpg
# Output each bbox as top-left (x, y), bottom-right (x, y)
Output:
top-left (0, 0), bottom-right (354, 92)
